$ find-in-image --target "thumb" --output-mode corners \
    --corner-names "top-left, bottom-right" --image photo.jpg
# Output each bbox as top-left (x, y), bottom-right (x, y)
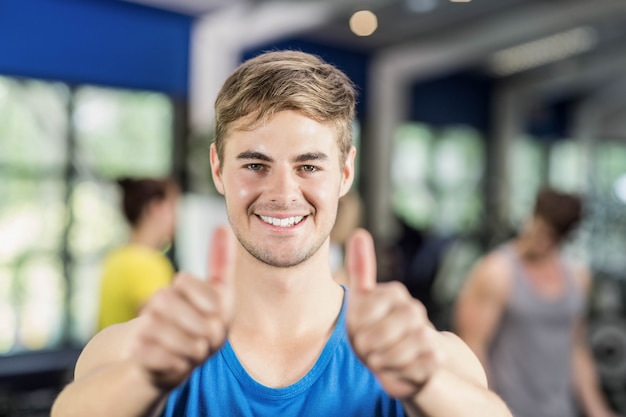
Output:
top-left (345, 228), bottom-right (377, 293)
top-left (207, 224), bottom-right (234, 286)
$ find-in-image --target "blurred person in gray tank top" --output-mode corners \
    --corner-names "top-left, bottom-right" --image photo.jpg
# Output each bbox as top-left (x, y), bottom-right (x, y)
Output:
top-left (454, 188), bottom-right (618, 417)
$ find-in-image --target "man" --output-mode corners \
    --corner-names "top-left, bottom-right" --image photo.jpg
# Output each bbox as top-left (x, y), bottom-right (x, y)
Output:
top-left (455, 188), bottom-right (617, 417)
top-left (52, 50), bottom-right (510, 417)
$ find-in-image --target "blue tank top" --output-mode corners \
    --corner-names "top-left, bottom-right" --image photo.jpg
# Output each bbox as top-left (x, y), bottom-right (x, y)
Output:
top-left (162, 289), bottom-right (406, 417)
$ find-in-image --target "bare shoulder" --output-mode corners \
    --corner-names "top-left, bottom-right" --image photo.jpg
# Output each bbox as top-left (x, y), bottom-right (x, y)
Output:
top-left (477, 249), bottom-right (510, 278)
top-left (464, 249), bottom-right (512, 297)
top-left (74, 318), bottom-right (142, 380)
top-left (437, 330), bottom-right (488, 387)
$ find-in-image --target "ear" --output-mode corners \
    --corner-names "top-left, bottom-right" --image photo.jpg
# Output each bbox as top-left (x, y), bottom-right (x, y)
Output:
top-left (210, 143), bottom-right (225, 195)
top-left (339, 146), bottom-right (356, 198)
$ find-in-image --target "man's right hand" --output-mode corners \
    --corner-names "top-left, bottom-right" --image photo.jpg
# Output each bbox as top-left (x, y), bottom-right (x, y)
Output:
top-left (130, 226), bottom-right (235, 391)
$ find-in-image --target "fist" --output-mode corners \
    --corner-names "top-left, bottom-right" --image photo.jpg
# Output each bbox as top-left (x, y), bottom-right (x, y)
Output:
top-left (130, 226), bottom-right (235, 391)
top-left (346, 229), bottom-right (445, 400)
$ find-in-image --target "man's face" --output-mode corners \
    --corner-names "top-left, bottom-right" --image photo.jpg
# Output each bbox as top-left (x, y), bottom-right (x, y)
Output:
top-left (211, 110), bottom-right (355, 268)
top-left (522, 215), bottom-right (559, 256)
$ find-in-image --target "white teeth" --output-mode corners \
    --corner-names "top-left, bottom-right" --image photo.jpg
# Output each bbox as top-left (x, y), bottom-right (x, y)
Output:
top-left (259, 215), bottom-right (304, 227)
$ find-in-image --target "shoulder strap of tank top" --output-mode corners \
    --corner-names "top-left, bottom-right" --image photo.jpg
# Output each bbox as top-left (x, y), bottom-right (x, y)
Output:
top-left (558, 255), bottom-right (584, 299)
top-left (498, 242), bottom-right (529, 294)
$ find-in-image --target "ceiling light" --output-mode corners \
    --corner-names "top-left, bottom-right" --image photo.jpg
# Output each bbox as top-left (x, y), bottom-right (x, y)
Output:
top-left (489, 26), bottom-right (598, 76)
top-left (450, 0), bottom-right (471, 3)
top-left (349, 10), bottom-right (378, 37)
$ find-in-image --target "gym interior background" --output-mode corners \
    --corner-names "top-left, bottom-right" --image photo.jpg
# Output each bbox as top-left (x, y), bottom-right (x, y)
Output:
top-left (1, 0), bottom-right (626, 415)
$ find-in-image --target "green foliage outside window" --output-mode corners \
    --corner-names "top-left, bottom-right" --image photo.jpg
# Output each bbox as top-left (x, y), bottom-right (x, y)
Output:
top-left (391, 122), bottom-right (485, 234)
top-left (0, 76), bottom-right (174, 354)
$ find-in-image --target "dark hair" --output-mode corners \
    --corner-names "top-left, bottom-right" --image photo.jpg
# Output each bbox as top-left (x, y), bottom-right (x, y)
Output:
top-left (533, 187), bottom-right (583, 242)
top-left (116, 177), bottom-right (177, 227)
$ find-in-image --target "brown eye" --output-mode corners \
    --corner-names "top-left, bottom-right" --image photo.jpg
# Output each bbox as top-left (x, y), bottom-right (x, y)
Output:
top-left (247, 164), bottom-right (264, 171)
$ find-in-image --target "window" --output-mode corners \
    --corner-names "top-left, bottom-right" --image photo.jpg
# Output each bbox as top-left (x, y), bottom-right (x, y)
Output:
top-left (584, 141), bottom-right (626, 278)
top-left (391, 122), bottom-right (485, 234)
top-left (0, 76), bottom-right (175, 354)
top-left (508, 135), bottom-right (547, 229)
top-left (548, 140), bottom-right (585, 193)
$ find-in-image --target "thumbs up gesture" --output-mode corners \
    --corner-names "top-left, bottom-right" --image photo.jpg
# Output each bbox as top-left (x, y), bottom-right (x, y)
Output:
top-left (130, 226), bottom-right (235, 391)
top-left (346, 229), bottom-right (445, 400)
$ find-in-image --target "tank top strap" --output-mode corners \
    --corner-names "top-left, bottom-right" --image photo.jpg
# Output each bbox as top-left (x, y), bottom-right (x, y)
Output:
top-left (557, 255), bottom-right (585, 306)
top-left (498, 243), bottom-right (526, 291)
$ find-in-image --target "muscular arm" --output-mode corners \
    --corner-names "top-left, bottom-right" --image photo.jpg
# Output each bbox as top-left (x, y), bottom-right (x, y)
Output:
top-left (403, 331), bottom-right (511, 417)
top-left (52, 227), bottom-right (235, 417)
top-left (453, 253), bottom-right (510, 384)
top-left (346, 230), bottom-right (511, 417)
top-left (571, 266), bottom-right (618, 417)
top-left (51, 321), bottom-right (168, 417)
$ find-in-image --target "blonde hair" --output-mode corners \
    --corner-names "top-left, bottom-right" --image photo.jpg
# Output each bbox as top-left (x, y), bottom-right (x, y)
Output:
top-left (214, 50), bottom-right (357, 166)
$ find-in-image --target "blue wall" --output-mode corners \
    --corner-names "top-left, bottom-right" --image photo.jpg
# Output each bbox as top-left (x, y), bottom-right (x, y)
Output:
top-left (0, 0), bottom-right (191, 96)
top-left (526, 98), bottom-right (572, 141)
top-left (410, 71), bottom-right (494, 132)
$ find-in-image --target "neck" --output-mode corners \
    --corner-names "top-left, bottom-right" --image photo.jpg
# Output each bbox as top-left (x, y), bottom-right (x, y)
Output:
top-left (129, 223), bottom-right (167, 250)
top-left (514, 237), bottom-right (558, 262)
top-left (231, 240), bottom-right (344, 337)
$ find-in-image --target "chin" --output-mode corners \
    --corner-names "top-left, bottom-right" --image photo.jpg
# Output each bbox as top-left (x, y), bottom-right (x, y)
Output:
top-left (251, 247), bottom-right (317, 268)
top-left (260, 254), bottom-right (313, 268)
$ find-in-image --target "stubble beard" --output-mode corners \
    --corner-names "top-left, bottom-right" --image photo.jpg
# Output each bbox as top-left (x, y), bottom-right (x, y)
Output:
top-left (234, 229), bottom-right (328, 268)
top-left (226, 198), bottom-right (338, 268)
top-left (227, 212), bottom-right (333, 268)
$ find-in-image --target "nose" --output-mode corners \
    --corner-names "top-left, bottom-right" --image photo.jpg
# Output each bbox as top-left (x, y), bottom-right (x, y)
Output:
top-left (266, 165), bottom-right (300, 204)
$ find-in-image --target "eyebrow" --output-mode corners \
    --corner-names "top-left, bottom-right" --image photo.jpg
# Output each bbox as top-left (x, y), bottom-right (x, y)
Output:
top-left (236, 151), bottom-right (272, 162)
top-left (294, 152), bottom-right (329, 163)
top-left (235, 151), bottom-right (329, 163)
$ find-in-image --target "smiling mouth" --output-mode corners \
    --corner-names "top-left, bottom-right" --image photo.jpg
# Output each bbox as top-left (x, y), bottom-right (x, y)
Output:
top-left (258, 215), bottom-right (305, 227)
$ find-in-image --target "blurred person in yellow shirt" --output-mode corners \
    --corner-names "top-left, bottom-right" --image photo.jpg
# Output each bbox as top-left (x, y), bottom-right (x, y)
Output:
top-left (97, 177), bottom-right (179, 331)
